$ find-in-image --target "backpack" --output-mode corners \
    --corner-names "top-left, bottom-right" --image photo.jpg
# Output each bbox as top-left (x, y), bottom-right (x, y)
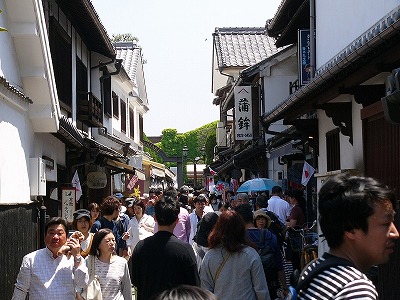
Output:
top-left (284, 253), bottom-right (354, 300)
top-left (264, 210), bottom-right (286, 246)
top-left (258, 229), bottom-right (280, 298)
top-left (257, 229), bottom-right (277, 280)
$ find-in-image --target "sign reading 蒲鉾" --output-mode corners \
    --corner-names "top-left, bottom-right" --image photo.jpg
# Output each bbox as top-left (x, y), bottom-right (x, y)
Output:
top-left (234, 86), bottom-right (253, 140)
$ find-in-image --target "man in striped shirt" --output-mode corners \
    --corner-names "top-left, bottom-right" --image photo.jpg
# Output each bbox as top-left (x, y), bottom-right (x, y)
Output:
top-left (299, 173), bottom-right (399, 299)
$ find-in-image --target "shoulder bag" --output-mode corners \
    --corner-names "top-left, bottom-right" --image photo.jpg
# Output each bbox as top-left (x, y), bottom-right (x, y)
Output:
top-left (81, 255), bottom-right (103, 300)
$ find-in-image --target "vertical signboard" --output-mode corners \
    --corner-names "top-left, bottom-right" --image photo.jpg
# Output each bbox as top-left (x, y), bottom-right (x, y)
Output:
top-left (234, 86), bottom-right (253, 140)
top-left (61, 187), bottom-right (76, 223)
top-left (298, 29), bottom-right (311, 85)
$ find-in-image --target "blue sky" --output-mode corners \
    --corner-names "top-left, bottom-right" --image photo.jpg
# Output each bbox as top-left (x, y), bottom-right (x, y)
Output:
top-left (92, 0), bottom-right (282, 136)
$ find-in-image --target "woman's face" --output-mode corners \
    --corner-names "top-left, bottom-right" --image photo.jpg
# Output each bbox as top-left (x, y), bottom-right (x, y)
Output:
top-left (91, 209), bottom-right (99, 220)
top-left (288, 196), bottom-right (297, 206)
top-left (134, 204), bottom-right (143, 217)
top-left (76, 218), bottom-right (90, 233)
top-left (98, 233), bottom-right (116, 255)
top-left (255, 216), bottom-right (267, 229)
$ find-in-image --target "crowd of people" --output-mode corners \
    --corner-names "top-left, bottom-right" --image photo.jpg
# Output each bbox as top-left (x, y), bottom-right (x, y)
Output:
top-left (11, 173), bottom-right (399, 300)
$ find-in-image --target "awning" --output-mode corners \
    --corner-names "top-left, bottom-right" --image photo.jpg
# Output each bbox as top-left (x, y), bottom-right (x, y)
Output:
top-left (54, 116), bottom-right (84, 148)
top-left (151, 166), bottom-right (165, 178)
top-left (165, 168), bottom-right (176, 181)
top-left (105, 159), bottom-right (135, 174)
top-left (135, 169), bottom-right (146, 180)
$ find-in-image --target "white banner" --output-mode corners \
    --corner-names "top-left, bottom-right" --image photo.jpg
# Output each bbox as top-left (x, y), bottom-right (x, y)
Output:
top-left (234, 86), bottom-right (253, 140)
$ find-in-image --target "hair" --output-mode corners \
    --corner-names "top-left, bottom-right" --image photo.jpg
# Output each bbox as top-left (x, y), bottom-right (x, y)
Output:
top-left (318, 173), bottom-right (396, 248)
top-left (155, 188), bottom-right (163, 196)
top-left (101, 196), bottom-right (120, 215)
top-left (287, 189), bottom-right (306, 212)
top-left (72, 215), bottom-right (90, 230)
top-left (218, 202), bottom-right (230, 211)
top-left (234, 203), bottom-right (253, 223)
top-left (45, 217), bottom-right (68, 236)
top-left (89, 228), bottom-right (113, 256)
top-left (236, 193), bottom-right (249, 203)
top-left (149, 187), bottom-right (157, 195)
top-left (88, 202), bottom-right (100, 212)
top-left (271, 186), bottom-right (282, 195)
top-left (164, 186), bottom-right (178, 199)
top-left (154, 196), bottom-right (180, 226)
top-left (194, 194), bottom-right (208, 203)
top-left (151, 285), bottom-right (218, 300)
top-left (256, 194), bottom-right (268, 208)
top-left (133, 198), bottom-right (146, 213)
top-left (208, 210), bottom-right (247, 253)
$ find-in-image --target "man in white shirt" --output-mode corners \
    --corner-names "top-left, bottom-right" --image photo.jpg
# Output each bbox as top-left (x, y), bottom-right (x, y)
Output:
top-left (12, 217), bottom-right (88, 300)
top-left (268, 186), bottom-right (291, 223)
top-left (189, 194), bottom-right (207, 245)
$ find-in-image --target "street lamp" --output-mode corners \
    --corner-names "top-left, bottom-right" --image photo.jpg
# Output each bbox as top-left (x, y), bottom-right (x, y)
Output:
top-left (193, 156), bottom-right (200, 189)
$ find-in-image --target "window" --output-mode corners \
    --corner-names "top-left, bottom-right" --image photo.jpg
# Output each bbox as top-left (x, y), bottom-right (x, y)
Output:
top-left (112, 92), bottom-right (119, 118)
top-left (139, 114), bottom-right (143, 142)
top-left (76, 57), bottom-right (87, 94)
top-left (49, 17), bottom-right (72, 111)
top-left (326, 128), bottom-right (340, 171)
top-left (129, 108), bottom-right (135, 139)
top-left (121, 100), bottom-right (126, 133)
top-left (103, 77), bottom-right (111, 116)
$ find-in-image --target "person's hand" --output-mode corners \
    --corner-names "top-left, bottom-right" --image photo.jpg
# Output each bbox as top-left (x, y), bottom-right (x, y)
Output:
top-left (122, 231), bottom-right (130, 240)
top-left (282, 287), bottom-right (289, 297)
top-left (68, 237), bottom-right (82, 257)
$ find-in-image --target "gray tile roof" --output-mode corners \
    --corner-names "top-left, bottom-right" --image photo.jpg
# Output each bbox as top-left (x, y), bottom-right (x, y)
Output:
top-left (213, 27), bottom-right (279, 68)
top-left (114, 41), bottom-right (141, 86)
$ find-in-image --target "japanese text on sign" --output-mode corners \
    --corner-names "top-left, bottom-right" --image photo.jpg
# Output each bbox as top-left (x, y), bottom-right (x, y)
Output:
top-left (234, 86), bottom-right (253, 140)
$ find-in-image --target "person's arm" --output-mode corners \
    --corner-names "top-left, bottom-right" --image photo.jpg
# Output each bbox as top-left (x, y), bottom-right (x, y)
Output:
top-left (250, 253), bottom-right (271, 300)
top-left (185, 213), bottom-right (191, 243)
top-left (121, 260), bottom-right (132, 300)
top-left (69, 237), bottom-right (89, 288)
top-left (142, 215), bottom-right (155, 233)
top-left (199, 256), bottom-right (214, 292)
top-left (12, 256), bottom-right (31, 300)
top-left (278, 270), bottom-right (289, 297)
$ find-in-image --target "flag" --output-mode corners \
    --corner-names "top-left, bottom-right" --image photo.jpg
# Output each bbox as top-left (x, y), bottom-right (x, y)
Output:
top-left (72, 170), bottom-right (82, 202)
top-left (127, 174), bottom-right (139, 190)
top-left (301, 161), bottom-right (315, 186)
top-left (209, 166), bottom-right (217, 176)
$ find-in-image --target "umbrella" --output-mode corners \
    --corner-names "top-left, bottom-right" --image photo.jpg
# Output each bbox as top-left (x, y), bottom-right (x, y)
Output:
top-left (236, 178), bottom-right (280, 193)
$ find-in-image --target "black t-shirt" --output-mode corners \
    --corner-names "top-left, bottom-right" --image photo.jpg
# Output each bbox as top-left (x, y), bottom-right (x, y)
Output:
top-left (132, 231), bottom-right (200, 300)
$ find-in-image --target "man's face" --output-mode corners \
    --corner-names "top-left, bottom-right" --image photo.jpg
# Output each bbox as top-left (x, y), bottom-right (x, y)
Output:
top-left (45, 224), bottom-right (67, 254)
top-left (195, 201), bottom-right (206, 215)
top-left (354, 200), bottom-right (399, 268)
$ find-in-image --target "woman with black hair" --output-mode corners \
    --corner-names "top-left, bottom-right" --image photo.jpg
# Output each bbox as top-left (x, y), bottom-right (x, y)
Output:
top-left (84, 228), bottom-right (131, 300)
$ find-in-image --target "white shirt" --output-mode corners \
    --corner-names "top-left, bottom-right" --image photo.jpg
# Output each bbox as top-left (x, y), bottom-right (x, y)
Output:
top-left (126, 214), bottom-right (155, 250)
top-left (189, 210), bottom-right (205, 245)
top-left (12, 247), bottom-right (88, 300)
top-left (267, 195), bottom-right (291, 223)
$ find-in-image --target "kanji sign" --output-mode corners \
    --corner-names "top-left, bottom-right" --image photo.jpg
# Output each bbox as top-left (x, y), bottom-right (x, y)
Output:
top-left (61, 187), bottom-right (76, 223)
top-left (234, 86), bottom-right (253, 140)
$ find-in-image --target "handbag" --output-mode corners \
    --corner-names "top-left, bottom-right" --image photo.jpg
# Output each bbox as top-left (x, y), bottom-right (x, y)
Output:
top-left (81, 255), bottom-right (103, 300)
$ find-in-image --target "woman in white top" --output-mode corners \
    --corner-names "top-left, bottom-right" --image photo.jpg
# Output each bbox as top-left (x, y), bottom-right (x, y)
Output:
top-left (126, 198), bottom-right (155, 256)
top-left (86, 228), bottom-right (132, 300)
top-left (72, 209), bottom-right (94, 258)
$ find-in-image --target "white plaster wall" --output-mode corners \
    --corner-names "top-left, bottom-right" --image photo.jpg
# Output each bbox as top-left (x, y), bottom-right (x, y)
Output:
top-left (316, 0), bottom-right (400, 68)
top-left (0, 96), bottom-right (33, 204)
top-left (0, 2), bottom-right (23, 88)
top-left (34, 134), bottom-right (65, 182)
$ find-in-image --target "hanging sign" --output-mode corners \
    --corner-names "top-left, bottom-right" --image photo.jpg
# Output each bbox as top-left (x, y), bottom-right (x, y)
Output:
top-left (298, 29), bottom-right (311, 85)
top-left (61, 187), bottom-right (76, 223)
top-left (234, 86), bottom-right (253, 140)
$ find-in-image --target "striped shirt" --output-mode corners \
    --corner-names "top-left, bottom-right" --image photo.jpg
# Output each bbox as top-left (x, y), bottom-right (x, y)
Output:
top-left (298, 257), bottom-right (378, 299)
